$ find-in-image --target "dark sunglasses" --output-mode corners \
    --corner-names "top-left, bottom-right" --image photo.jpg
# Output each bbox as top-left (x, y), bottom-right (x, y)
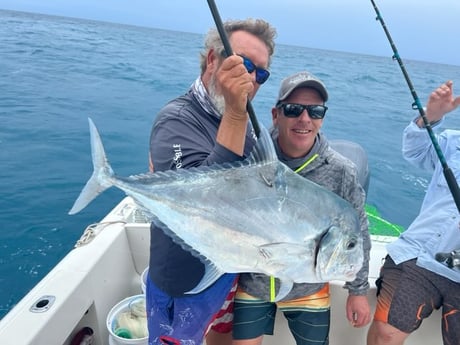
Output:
top-left (237, 54), bottom-right (270, 85)
top-left (277, 103), bottom-right (328, 119)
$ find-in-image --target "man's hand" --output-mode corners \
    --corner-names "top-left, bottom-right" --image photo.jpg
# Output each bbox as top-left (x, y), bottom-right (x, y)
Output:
top-left (346, 294), bottom-right (371, 328)
top-left (425, 80), bottom-right (460, 123)
top-left (217, 54), bottom-right (253, 121)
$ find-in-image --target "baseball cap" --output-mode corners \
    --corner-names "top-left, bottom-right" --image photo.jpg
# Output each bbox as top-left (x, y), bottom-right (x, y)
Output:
top-left (276, 71), bottom-right (328, 104)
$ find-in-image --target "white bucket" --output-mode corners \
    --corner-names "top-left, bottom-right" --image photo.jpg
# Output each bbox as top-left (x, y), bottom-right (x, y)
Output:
top-left (141, 267), bottom-right (148, 294)
top-left (107, 294), bottom-right (148, 345)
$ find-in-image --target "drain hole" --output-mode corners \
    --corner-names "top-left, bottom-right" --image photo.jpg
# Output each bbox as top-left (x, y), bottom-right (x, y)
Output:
top-left (36, 299), bottom-right (49, 308)
top-left (30, 295), bottom-right (56, 313)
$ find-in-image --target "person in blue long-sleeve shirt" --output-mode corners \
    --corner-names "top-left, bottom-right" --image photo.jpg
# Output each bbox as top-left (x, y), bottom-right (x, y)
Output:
top-left (367, 80), bottom-right (460, 345)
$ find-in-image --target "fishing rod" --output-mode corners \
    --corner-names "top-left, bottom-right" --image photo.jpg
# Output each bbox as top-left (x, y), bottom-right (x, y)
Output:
top-left (370, 0), bottom-right (460, 213)
top-left (206, 0), bottom-right (261, 138)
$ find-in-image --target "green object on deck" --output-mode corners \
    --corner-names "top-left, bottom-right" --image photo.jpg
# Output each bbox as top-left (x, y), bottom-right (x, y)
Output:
top-left (365, 204), bottom-right (404, 237)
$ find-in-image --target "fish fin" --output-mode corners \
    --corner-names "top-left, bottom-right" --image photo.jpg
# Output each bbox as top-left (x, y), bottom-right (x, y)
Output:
top-left (185, 262), bottom-right (224, 294)
top-left (124, 125), bottom-right (277, 186)
top-left (69, 118), bottom-right (114, 215)
top-left (259, 242), bottom-right (311, 261)
top-left (274, 280), bottom-right (293, 302)
top-left (259, 243), bottom-right (312, 302)
top-left (246, 125), bottom-right (279, 165)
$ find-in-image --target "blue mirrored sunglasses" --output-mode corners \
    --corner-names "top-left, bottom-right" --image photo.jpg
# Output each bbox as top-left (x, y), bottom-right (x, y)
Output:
top-left (277, 103), bottom-right (328, 119)
top-left (237, 54), bottom-right (270, 85)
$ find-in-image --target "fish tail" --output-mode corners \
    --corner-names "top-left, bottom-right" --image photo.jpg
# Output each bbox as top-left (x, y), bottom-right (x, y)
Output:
top-left (68, 118), bottom-right (115, 215)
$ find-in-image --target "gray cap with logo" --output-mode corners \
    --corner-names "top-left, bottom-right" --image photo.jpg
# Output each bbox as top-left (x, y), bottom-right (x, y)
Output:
top-left (276, 71), bottom-right (328, 104)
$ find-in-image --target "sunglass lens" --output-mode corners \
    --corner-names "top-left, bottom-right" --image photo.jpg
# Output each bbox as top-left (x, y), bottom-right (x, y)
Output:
top-left (241, 55), bottom-right (269, 85)
top-left (256, 70), bottom-right (270, 84)
top-left (242, 56), bottom-right (255, 73)
top-left (309, 106), bottom-right (326, 119)
top-left (283, 104), bottom-right (303, 117)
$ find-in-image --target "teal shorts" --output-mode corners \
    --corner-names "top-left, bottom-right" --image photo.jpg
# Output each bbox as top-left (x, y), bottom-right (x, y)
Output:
top-left (232, 289), bottom-right (330, 345)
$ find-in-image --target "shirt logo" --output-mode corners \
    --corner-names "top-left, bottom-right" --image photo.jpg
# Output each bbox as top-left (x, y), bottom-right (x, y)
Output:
top-left (173, 144), bottom-right (183, 169)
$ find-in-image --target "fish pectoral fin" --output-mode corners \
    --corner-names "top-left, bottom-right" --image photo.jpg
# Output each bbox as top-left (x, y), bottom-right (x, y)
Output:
top-left (259, 242), bottom-right (310, 261)
top-left (273, 280), bottom-right (293, 302)
top-left (184, 262), bottom-right (224, 294)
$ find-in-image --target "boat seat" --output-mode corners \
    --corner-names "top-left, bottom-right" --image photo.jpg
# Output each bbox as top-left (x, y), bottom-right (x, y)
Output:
top-left (329, 139), bottom-right (370, 196)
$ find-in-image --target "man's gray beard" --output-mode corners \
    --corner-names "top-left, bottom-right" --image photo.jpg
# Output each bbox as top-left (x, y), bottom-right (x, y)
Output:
top-left (208, 74), bottom-right (225, 116)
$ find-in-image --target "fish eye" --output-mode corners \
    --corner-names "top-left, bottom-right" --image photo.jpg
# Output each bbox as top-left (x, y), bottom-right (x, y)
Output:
top-left (346, 239), bottom-right (357, 250)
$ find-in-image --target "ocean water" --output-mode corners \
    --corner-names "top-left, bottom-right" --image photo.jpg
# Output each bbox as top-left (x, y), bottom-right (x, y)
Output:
top-left (1, 9), bottom-right (460, 319)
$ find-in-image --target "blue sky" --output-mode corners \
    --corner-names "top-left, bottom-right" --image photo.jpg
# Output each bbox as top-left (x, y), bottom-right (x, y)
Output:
top-left (1, 0), bottom-right (459, 66)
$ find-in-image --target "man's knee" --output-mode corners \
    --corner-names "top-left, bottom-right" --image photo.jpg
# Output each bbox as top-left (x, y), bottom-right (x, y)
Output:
top-left (367, 320), bottom-right (408, 345)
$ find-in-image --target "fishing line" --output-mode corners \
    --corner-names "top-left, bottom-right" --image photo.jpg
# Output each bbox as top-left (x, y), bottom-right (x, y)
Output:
top-left (370, 0), bottom-right (460, 213)
top-left (206, 0), bottom-right (261, 138)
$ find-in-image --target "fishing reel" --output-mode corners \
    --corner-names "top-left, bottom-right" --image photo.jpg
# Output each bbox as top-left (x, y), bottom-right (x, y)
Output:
top-left (435, 250), bottom-right (460, 270)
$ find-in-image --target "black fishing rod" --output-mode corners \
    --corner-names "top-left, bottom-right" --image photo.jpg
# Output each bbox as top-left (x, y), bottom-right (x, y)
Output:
top-left (206, 0), bottom-right (261, 138)
top-left (370, 0), bottom-right (460, 213)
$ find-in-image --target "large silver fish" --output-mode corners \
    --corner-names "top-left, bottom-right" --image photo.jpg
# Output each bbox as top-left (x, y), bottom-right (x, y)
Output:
top-left (69, 118), bottom-right (363, 301)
